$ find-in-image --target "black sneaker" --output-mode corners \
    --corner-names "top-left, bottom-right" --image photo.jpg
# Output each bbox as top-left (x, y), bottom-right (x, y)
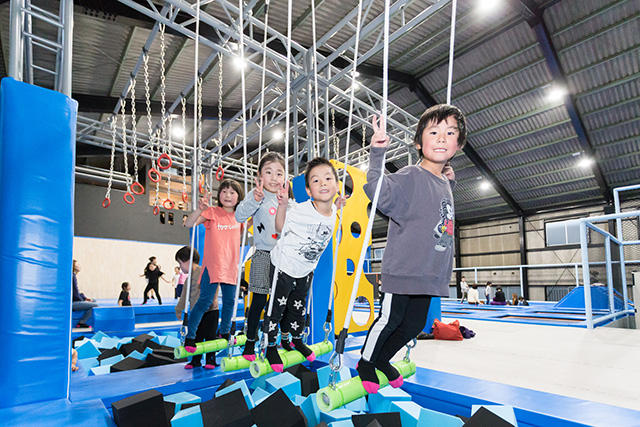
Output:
top-left (76, 322), bottom-right (89, 329)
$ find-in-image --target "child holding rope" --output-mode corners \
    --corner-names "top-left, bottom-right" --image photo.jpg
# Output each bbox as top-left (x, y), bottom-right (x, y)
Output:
top-left (234, 152), bottom-right (287, 361)
top-left (264, 157), bottom-right (346, 372)
top-left (183, 179), bottom-right (244, 353)
top-left (357, 104), bottom-right (467, 394)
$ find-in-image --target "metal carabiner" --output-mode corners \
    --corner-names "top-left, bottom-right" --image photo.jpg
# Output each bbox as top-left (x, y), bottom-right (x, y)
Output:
top-left (403, 337), bottom-right (417, 362)
top-left (323, 321), bottom-right (333, 342)
top-left (327, 352), bottom-right (342, 390)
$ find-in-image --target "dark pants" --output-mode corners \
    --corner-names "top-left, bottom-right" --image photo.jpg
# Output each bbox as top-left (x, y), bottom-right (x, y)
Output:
top-left (246, 293), bottom-right (268, 341)
top-left (191, 309), bottom-right (219, 364)
top-left (175, 284), bottom-right (183, 299)
top-left (265, 263), bottom-right (312, 344)
top-left (361, 293), bottom-right (432, 364)
top-left (143, 282), bottom-right (161, 305)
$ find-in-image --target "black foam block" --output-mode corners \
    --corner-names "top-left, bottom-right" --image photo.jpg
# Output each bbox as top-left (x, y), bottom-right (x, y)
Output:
top-left (158, 344), bottom-right (175, 352)
top-left (463, 407), bottom-right (515, 427)
top-left (285, 364), bottom-right (318, 397)
top-left (216, 378), bottom-right (236, 393)
top-left (352, 412), bottom-right (402, 427)
top-left (110, 357), bottom-right (146, 373)
top-left (250, 388), bottom-right (308, 427)
top-left (152, 349), bottom-right (177, 359)
top-left (119, 341), bottom-right (146, 357)
top-left (143, 339), bottom-right (162, 350)
top-left (285, 363), bottom-right (311, 375)
top-left (72, 335), bottom-right (86, 346)
top-left (146, 353), bottom-right (179, 367)
top-left (364, 421), bottom-right (382, 427)
top-left (200, 389), bottom-right (252, 427)
top-left (97, 347), bottom-right (122, 362)
top-left (132, 334), bottom-right (154, 344)
top-left (111, 389), bottom-right (169, 427)
top-left (164, 401), bottom-right (176, 421)
top-left (313, 423), bottom-right (329, 427)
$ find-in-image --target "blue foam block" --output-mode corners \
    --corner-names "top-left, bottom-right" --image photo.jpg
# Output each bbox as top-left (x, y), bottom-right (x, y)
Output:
top-left (417, 407), bottom-right (464, 427)
top-left (77, 358), bottom-right (99, 372)
top-left (390, 401), bottom-right (422, 427)
top-left (344, 396), bottom-right (367, 412)
top-left (471, 405), bottom-right (518, 426)
top-left (157, 336), bottom-right (167, 345)
top-left (150, 335), bottom-right (161, 344)
top-left (251, 388), bottom-right (271, 406)
top-left (127, 351), bottom-right (146, 361)
top-left (163, 335), bottom-right (182, 348)
top-left (100, 354), bottom-right (124, 367)
top-left (91, 331), bottom-right (110, 342)
top-left (320, 408), bottom-right (356, 424)
top-left (148, 331), bottom-right (158, 337)
top-left (73, 338), bottom-right (90, 348)
top-left (171, 405), bottom-right (204, 427)
top-left (367, 386), bottom-right (412, 413)
top-left (215, 380), bottom-right (254, 409)
top-left (143, 347), bottom-right (154, 356)
top-left (265, 372), bottom-right (301, 399)
top-left (75, 340), bottom-right (101, 360)
top-left (89, 365), bottom-right (111, 376)
top-left (97, 337), bottom-right (120, 349)
top-left (250, 371), bottom-right (278, 391)
top-left (329, 421), bottom-right (354, 427)
top-left (165, 392), bottom-right (201, 414)
top-left (300, 393), bottom-right (321, 426)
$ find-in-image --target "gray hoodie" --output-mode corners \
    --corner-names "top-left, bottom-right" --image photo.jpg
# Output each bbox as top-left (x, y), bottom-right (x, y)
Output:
top-left (235, 189), bottom-right (280, 251)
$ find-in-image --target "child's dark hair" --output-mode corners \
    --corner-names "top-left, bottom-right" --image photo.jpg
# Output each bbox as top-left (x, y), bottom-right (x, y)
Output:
top-left (472, 283), bottom-right (478, 289)
top-left (217, 178), bottom-right (244, 210)
top-left (175, 246), bottom-right (200, 265)
top-left (304, 157), bottom-right (338, 188)
top-left (121, 282), bottom-right (130, 290)
top-left (414, 104), bottom-right (467, 156)
top-left (258, 152), bottom-right (285, 174)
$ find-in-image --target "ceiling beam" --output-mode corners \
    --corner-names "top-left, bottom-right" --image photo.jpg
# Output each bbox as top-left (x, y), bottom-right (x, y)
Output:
top-left (515, 0), bottom-right (613, 204)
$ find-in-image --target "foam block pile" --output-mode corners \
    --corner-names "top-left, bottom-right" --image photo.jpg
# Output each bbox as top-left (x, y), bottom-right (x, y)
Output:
top-left (110, 363), bottom-right (518, 427)
top-left (73, 331), bottom-right (185, 375)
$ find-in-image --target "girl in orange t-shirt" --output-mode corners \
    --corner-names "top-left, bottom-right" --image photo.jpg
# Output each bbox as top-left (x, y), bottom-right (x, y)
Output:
top-left (183, 179), bottom-right (244, 353)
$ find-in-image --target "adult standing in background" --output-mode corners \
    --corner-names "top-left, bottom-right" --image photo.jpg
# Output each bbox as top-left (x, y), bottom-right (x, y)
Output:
top-left (460, 276), bottom-right (469, 304)
top-left (71, 260), bottom-right (99, 328)
top-left (142, 261), bottom-right (170, 305)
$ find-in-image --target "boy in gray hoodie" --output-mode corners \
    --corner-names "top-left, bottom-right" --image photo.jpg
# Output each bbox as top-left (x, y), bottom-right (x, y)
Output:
top-left (357, 104), bottom-right (467, 394)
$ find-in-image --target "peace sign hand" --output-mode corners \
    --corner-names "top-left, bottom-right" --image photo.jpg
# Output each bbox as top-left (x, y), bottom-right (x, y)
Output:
top-left (370, 114), bottom-right (390, 148)
top-left (254, 178), bottom-right (265, 202)
top-left (198, 191), bottom-right (211, 211)
top-left (276, 181), bottom-right (289, 206)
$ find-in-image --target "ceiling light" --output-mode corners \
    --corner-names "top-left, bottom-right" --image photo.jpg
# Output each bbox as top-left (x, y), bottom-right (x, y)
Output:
top-left (480, 180), bottom-right (492, 191)
top-left (233, 55), bottom-right (246, 70)
top-left (273, 129), bottom-right (284, 140)
top-left (229, 42), bottom-right (239, 51)
top-left (478, 0), bottom-right (501, 14)
top-left (171, 125), bottom-right (185, 139)
top-left (547, 85), bottom-right (567, 103)
top-left (357, 162), bottom-right (368, 171)
top-left (351, 81), bottom-right (359, 91)
top-left (578, 157), bottom-right (593, 169)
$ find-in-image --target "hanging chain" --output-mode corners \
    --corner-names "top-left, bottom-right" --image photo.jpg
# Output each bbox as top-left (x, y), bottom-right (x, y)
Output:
top-left (120, 98), bottom-right (131, 192)
top-left (143, 53), bottom-right (155, 163)
top-left (215, 52), bottom-right (224, 165)
top-left (130, 78), bottom-right (140, 183)
top-left (105, 115), bottom-right (117, 202)
top-left (181, 98), bottom-right (188, 202)
top-left (331, 108), bottom-right (339, 160)
top-left (159, 22), bottom-right (168, 153)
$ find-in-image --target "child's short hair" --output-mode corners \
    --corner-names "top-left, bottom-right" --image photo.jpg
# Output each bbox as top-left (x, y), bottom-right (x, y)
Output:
top-left (472, 283), bottom-right (478, 289)
top-left (258, 152), bottom-right (285, 174)
top-left (175, 246), bottom-right (200, 265)
top-left (304, 157), bottom-right (338, 188)
top-left (216, 178), bottom-right (244, 209)
top-left (414, 104), bottom-right (467, 154)
top-left (121, 282), bottom-right (129, 290)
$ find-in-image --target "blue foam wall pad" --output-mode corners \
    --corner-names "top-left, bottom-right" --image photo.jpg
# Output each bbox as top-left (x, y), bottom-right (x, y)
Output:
top-left (93, 307), bottom-right (135, 333)
top-left (0, 78), bottom-right (77, 408)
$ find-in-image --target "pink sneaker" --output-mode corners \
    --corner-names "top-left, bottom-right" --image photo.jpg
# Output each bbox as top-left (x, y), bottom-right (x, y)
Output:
top-left (388, 375), bottom-right (404, 388)
top-left (204, 364), bottom-right (216, 370)
top-left (270, 363), bottom-right (284, 373)
top-left (362, 381), bottom-right (380, 394)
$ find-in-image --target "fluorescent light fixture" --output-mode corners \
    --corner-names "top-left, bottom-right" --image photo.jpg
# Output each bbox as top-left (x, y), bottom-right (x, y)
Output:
top-left (171, 125), bottom-right (185, 139)
top-left (478, 0), bottom-right (501, 14)
top-left (233, 55), bottom-right (246, 70)
top-left (578, 157), bottom-right (593, 168)
top-left (480, 180), bottom-right (492, 191)
top-left (547, 85), bottom-right (567, 102)
top-left (273, 129), bottom-right (284, 140)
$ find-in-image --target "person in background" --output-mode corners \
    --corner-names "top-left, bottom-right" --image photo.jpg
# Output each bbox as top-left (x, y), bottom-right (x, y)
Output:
top-left (492, 286), bottom-right (507, 305)
top-left (72, 260), bottom-right (99, 329)
top-left (467, 283), bottom-right (481, 305)
top-left (142, 261), bottom-right (170, 305)
top-left (118, 282), bottom-right (132, 306)
top-left (519, 296), bottom-right (529, 306)
top-left (173, 266), bottom-right (187, 300)
top-left (460, 276), bottom-right (468, 304)
top-left (485, 281), bottom-right (492, 305)
top-left (511, 293), bottom-right (518, 306)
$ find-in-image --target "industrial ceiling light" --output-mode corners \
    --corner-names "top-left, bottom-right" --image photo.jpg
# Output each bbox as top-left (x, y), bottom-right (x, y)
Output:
top-left (272, 129), bottom-right (284, 140)
top-left (480, 180), bottom-right (492, 191)
top-left (547, 85), bottom-right (567, 103)
top-left (233, 55), bottom-right (247, 70)
top-left (478, 0), bottom-right (501, 14)
top-left (578, 157), bottom-right (593, 168)
top-left (171, 125), bottom-right (185, 139)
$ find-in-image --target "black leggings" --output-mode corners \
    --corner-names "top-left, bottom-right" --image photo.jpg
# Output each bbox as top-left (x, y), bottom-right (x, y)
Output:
top-left (246, 293), bottom-right (268, 341)
top-left (142, 282), bottom-right (161, 305)
top-left (191, 309), bottom-right (219, 363)
top-left (361, 293), bottom-right (431, 365)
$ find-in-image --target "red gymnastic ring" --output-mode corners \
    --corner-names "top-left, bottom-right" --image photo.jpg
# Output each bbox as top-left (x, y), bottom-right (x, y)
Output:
top-left (124, 192), bottom-right (135, 204)
top-left (131, 181), bottom-right (145, 195)
top-left (153, 205), bottom-right (160, 216)
top-left (102, 197), bottom-right (111, 208)
top-left (148, 167), bottom-right (161, 183)
top-left (182, 191), bottom-right (188, 203)
top-left (215, 165), bottom-right (225, 181)
top-left (157, 153), bottom-right (172, 170)
top-left (163, 199), bottom-right (175, 210)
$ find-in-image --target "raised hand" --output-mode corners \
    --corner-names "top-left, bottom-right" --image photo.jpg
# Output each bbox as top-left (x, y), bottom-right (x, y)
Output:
top-left (276, 181), bottom-right (289, 206)
top-left (370, 114), bottom-right (390, 148)
top-left (198, 191), bottom-right (211, 211)
top-left (442, 162), bottom-right (455, 180)
top-left (254, 177), bottom-right (265, 202)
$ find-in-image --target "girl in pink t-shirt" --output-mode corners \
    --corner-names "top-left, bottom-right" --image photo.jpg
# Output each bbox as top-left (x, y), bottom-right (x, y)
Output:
top-left (183, 179), bottom-right (244, 353)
